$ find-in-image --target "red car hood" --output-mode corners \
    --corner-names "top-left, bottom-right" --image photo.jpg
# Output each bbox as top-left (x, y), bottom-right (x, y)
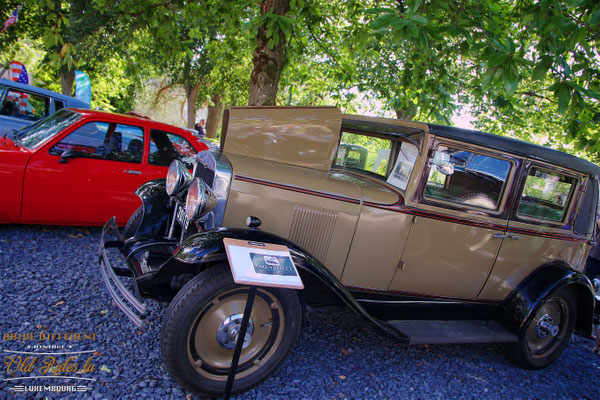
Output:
top-left (0, 136), bottom-right (34, 163)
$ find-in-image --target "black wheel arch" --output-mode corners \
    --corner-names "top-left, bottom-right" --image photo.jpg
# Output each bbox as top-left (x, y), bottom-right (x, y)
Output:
top-left (500, 260), bottom-right (596, 338)
top-left (150, 227), bottom-right (408, 342)
top-left (131, 178), bottom-right (173, 238)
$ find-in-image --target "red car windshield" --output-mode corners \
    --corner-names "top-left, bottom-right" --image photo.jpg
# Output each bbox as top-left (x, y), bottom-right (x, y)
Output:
top-left (18, 109), bottom-right (82, 149)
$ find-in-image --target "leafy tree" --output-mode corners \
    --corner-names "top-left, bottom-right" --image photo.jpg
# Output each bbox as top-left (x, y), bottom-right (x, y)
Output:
top-left (24, 0), bottom-right (123, 96)
top-left (365, 0), bottom-right (600, 157)
top-left (96, 0), bottom-right (255, 129)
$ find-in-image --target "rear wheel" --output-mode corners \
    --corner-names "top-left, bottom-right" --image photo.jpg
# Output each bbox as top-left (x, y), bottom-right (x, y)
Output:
top-left (514, 289), bottom-right (576, 369)
top-left (160, 264), bottom-right (302, 397)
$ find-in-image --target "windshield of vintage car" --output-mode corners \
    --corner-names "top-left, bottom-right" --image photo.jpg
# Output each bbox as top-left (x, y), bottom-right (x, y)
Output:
top-left (17, 109), bottom-right (82, 149)
top-left (333, 132), bottom-right (419, 191)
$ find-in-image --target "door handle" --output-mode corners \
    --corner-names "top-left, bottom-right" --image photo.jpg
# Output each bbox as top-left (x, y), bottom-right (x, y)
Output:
top-left (493, 232), bottom-right (506, 239)
top-left (124, 170), bottom-right (142, 175)
top-left (507, 233), bottom-right (521, 240)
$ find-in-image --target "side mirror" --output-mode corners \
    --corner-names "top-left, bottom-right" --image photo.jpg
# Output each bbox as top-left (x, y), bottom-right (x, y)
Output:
top-left (432, 151), bottom-right (454, 175)
top-left (436, 161), bottom-right (455, 176)
top-left (58, 148), bottom-right (81, 164)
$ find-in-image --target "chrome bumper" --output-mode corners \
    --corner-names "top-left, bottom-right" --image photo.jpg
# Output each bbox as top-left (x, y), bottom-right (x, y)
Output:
top-left (99, 217), bottom-right (147, 328)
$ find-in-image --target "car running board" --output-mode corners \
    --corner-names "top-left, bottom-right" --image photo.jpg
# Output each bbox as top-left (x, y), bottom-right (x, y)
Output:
top-left (388, 320), bottom-right (518, 345)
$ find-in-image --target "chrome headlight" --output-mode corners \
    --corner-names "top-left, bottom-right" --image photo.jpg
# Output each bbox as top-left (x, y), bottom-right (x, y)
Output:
top-left (166, 159), bottom-right (192, 196)
top-left (185, 178), bottom-right (217, 221)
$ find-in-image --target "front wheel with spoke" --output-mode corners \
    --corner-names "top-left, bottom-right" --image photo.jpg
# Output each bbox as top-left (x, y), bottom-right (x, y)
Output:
top-left (160, 264), bottom-right (302, 398)
top-left (514, 288), bottom-right (576, 369)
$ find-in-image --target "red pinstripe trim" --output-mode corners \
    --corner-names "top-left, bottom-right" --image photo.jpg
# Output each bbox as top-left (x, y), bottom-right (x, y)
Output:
top-left (234, 175), bottom-right (587, 243)
top-left (235, 175), bottom-right (361, 204)
top-left (346, 285), bottom-right (503, 304)
top-left (505, 226), bottom-right (586, 242)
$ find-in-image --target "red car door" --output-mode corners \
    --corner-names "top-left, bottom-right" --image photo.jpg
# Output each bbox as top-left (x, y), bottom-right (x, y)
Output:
top-left (21, 119), bottom-right (149, 225)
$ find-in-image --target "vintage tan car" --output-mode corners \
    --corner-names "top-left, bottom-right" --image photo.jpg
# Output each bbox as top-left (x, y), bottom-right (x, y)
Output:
top-left (99, 106), bottom-right (600, 398)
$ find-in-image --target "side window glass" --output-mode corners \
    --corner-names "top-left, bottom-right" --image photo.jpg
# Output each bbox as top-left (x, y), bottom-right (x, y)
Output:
top-left (149, 130), bottom-right (196, 168)
top-left (0, 90), bottom-right (49, 121)
top-left (424, 145), bottom-right (511, 210)
top-left (54, 100), bottom-right (65, 111)
top-left (518, 167), bottom-right (576, 222)
top-left (334, 132), bottom-right (392, 176)
top-left (49, 122), bottom-right (144, 163)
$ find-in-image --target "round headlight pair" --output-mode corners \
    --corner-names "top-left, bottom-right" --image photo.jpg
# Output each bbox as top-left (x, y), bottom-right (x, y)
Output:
top-left (166, 159), bottom-right (192, 196)
top-left (185, 178), bottom-right (217, 221)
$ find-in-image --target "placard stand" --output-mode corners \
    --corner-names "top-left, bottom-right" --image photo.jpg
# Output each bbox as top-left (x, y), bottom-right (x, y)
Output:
top-left (222, 238), bottom-right (304, 400)
top-left (223, 285), bottom-right (257, 400)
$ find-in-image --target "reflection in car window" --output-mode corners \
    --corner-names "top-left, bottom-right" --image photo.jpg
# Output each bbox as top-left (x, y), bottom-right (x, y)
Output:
top-left (0, 89), bottom-right (49, 121)
top-left (424, 145), bottom-right (511, 210)
top-left (49, 122), bottom-right (144, 163)
top-left (149, 130), bottom-right (196, 168)
top-left (18, 109), bottom-right (82, 149)
top-left (334, 132), bottom-right (392, 176)
top-left (518, 167), bottom-right (576, 222)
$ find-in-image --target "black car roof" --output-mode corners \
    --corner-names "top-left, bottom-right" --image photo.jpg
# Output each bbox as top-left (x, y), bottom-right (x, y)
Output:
top-left (342, 115), bottom-right (600, 178)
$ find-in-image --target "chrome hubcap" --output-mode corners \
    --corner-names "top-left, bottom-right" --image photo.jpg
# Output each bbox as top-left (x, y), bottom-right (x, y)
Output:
top-left (536, 314), bottom-right (559, 338)
top-left (216, 313), bottom-right (254, 350)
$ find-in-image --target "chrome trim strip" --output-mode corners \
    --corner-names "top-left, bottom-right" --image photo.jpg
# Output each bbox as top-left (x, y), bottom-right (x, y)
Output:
top-left (356, 299), bottom-right (464, 305)
top-left (196, 150), bottom-right (232, 229)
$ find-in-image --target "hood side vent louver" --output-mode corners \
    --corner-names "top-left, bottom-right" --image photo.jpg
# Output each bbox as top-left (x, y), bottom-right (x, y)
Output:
top-left (288, 207), bottom-right (337, 263)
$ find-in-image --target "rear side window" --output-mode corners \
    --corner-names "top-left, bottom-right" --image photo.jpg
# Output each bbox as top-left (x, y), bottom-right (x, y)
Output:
top-left (334, 132), bottom-right (392, 176)
top-left (49, 122), bottom-right (144, 163)
top-left (0, 89), bottom-right (50, 121)
top-left (424, 145), bottom-right (512, 210)
top-left (518, 167), bottom-right (577, 222)
top-left (149, 130), bottom-right (196, 168)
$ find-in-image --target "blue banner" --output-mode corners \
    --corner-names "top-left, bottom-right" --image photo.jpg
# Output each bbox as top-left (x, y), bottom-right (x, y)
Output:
top-left (74, 71), bottom-right (91, 105)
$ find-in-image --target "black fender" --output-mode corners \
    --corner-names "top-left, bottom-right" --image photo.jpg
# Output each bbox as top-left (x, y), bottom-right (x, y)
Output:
top-left (121, 179), bottom-right (179, 278)
top-left (152, 227), bottom-right (409, 342)
top-left (500, 260), bottom-right (596, 337)
top-left (132, 178), bottom-right (173, 238)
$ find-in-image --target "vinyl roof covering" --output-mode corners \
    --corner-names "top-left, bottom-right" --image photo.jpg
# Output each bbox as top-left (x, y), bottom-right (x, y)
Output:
top-left (342, 115), bottom-right (600, 178)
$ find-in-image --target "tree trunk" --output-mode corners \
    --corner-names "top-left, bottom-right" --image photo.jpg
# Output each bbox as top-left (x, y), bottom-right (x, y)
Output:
top-left (395, 107), bottom-right (416, 121)
top-left (61, 70), bottom-right (75, 97)
top-left (248, 0), bottom-right (290, 106)
top-left (185, 82), bottom-right (201, 129)
top-left (205, 94), bottom-right (222, 139)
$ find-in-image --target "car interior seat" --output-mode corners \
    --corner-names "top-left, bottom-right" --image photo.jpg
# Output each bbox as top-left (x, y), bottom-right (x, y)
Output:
top-left (126, 139), bottom-right (143, 162)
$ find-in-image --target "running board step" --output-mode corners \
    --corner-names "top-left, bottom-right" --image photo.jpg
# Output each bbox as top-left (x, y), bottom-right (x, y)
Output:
top-left (388, 320), bottom-right (518, 345)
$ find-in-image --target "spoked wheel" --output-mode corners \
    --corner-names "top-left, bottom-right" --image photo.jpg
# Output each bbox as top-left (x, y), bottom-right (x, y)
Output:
top-left (161, 264), bottom-right (302, 398)
top-left (514, 289), bottom-right (576, 369)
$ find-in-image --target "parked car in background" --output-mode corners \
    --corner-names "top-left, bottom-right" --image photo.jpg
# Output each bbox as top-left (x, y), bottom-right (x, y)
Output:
top-left (99, 107), bottom-right (599, 398)
top-left (0, 108), bottom-right (209, 226)
top-left (0, 78), bottom-right (89, 135)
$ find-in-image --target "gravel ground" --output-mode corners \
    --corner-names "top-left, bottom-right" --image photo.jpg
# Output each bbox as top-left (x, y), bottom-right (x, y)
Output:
top-left (0, 224), bottom-right (599, 400)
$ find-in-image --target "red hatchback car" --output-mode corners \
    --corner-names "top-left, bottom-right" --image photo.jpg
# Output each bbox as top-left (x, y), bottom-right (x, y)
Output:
top-left (1, 108), bottom-right (208, 226)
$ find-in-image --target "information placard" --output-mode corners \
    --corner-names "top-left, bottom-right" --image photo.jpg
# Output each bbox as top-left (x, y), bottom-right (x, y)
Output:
top-left (223, 238), bottom-right (304, 289)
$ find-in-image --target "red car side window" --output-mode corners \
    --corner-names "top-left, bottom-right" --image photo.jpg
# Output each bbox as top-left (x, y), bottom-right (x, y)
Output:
top-left (50, 122), bottom-right (145, 163)
top-left (149, 130), bottom-right (196, 168)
